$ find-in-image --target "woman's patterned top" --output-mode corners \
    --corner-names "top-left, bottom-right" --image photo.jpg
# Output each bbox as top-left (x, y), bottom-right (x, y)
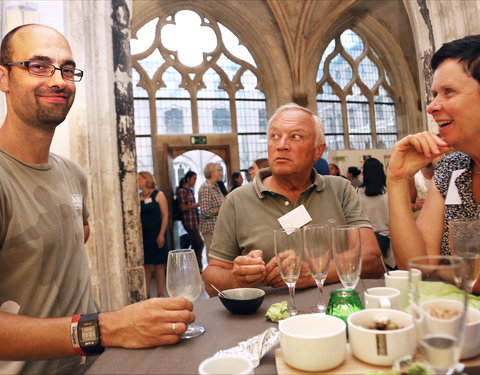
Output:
top-left (434, 151), bottom-right (480, 255)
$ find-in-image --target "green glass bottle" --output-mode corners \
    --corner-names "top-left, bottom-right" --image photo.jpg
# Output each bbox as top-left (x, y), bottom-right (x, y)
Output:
top-left (326, 289), bottom-right (363, 325)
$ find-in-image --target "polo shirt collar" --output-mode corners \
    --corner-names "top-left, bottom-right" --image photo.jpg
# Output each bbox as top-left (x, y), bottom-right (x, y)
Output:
top-left (253, 167), bottom-right (326, 199)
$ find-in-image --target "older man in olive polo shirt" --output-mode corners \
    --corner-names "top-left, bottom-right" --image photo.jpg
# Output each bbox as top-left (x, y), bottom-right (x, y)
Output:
top-left (202, 103), bottom-right (383, 296)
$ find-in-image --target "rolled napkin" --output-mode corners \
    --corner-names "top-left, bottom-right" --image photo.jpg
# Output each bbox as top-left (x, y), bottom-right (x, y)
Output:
top-left (213, 327), bottom-right (279, 368)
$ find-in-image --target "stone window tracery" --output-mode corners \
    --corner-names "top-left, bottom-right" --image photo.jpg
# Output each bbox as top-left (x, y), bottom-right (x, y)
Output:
top-left (130, 9), bottom-right (267, 173)
top-left (316, 29), bottom-right (398, 151)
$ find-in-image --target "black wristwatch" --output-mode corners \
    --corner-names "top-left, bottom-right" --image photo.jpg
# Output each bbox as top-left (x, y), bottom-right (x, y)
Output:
top-left (78, 313), bottom-right (105, 355)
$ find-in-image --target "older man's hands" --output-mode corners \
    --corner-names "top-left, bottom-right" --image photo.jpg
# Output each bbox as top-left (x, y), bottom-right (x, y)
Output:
top-left (231, 249), bottom-right (266, 288)
top-left (264, 255), bottom-right (313, 288)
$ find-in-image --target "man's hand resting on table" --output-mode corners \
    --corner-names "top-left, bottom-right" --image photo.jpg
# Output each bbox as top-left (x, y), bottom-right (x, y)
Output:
top-left (99, 297), bottom-right (195, 348)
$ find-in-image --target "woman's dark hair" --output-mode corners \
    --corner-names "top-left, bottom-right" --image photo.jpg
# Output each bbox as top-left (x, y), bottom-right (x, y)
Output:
top-left (431, 34), bottom-right (480, 84)
top-left (229, 172), bottom-right (242, 191)
top-left (360, 158), bottom-right (386, 196)
top-left (347, 166), bottom-right (361, 178)
top-left (178, 170), bottom-right (197, 189)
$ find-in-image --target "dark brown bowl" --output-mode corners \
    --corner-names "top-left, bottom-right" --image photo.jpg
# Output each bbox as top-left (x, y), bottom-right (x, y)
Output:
top-left (218, 288), bottom-right (265, 315)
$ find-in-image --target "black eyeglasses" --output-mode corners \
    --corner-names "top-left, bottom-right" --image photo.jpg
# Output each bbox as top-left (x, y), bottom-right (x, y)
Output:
top-left (4, 60), bottom-right (83, 82)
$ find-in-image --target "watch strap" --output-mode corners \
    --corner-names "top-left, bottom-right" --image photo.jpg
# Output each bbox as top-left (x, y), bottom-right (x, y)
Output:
top-left (78, 312), bottom-right (105, 356)
top-left (70, 314), bottom-right (86, 356)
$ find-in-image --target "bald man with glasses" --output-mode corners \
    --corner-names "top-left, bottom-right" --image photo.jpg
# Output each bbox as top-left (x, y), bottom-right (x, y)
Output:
top-left (0, 24), bottom-right (194, 374)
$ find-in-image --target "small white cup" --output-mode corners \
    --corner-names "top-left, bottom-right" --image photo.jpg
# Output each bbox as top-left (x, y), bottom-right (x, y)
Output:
top-left (198, 356), bottom-right (254, 375)
top-left (384, 269), bottom-right (421, 310)
top-left (364, 287), bottom-right (401, 310)
top-left (461, 307), bottom-right (480, 359)
top-left (279, 314), bottom-right (346, 372)
top-left (421, 299), bottom-right (465, 338)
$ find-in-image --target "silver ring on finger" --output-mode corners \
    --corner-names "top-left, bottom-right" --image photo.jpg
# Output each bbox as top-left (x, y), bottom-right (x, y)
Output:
top-left (171, 322), bottom-right (177, 335)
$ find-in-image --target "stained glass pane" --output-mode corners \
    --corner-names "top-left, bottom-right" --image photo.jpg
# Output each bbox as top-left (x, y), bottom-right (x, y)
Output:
top-left (349, 134), bottom-right (372, 150)
top-left (132, 68), bottom-right (148, 98)
top-left (237, 100), bottom-right (267, 133)
top-left (216, 53), bottom-right (241, 81)
top-left (198, 100), bottom-right (231, 133)
top-left (330, 54), bottom-right (352, 88)
top-left (237, 134), bottom-right (267, 170)
top-left (135, 136), bottom-right (154, 173)
top-left (134, 99), bottom-right (151, 135)
top-left (340, 29), bottom-right (363, 59)
top-left (236, 70), bottom-right (265, 99)
top-left (318, 40), bottom-right (335, 81)
top-left (375, 103), bottom-right (396, 133)
top-left (219, 23), bottom-right (256, 66)
top-left (161, 10), bottom-right (216, 67)
top-left (197, 68), bottom-right (229, 99)
top-left (131, 18), bottom-right (157, 55)
top-left (359, 56), bottom-right (379, 89)
top-left (377, 134), bottom-right (397, 149)
top-left (317, 101), bottom-right (342, 134)
top-left (375, 86), bottom-right (394, 103)
top-left (325, 135), bottom-right (345, 151)
top-left (317, 82), bottom-right (339, 101)
top-left (156, 67), bottom-right (190, 98)
top-left (138, 49), bottom-right (164, 80)
top-left (156, 99), bottom-right (192, 134)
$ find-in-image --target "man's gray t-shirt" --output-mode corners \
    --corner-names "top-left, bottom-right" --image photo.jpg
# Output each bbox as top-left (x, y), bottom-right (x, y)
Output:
top-left (0, 149), bottom-right (97, 374)
top-left (210, 168), bottom-right (372, 263)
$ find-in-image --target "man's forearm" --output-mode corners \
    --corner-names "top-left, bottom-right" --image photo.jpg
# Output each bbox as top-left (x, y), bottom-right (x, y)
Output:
top-left (0, 313), bottom-right (73, 361)
top-left (202, 265), bottom-right (237, 296)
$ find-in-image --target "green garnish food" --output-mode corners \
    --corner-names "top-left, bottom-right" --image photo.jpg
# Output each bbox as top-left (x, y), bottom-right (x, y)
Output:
top-left (265, 301), bottom-right (290, 322)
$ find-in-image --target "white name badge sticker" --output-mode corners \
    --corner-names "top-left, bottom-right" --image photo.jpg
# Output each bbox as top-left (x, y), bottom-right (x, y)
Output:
top-left (445, 169), bottom-right (465, 205)
top-left (144, 198), bottom-right (152, 204)
top-left (278, 204), bottom-right (312, 234)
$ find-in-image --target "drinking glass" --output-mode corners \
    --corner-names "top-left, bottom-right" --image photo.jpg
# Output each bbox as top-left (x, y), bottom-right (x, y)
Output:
top-left (274, 228), bottom-right (303, 316)
top-left (166, 249), bottom-right (205, 338)
top-left (449, 218), bottom-right (480, 293)
top-left (331, 225), bottom-right (362, 290)
top-left (303, 224), bottom-right (331, 313)
top-left (408, 255), bottom-right (467, 374)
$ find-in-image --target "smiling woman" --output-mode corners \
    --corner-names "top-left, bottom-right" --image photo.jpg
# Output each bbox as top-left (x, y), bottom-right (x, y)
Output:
top-left (386, 35), bottom-right (480, 294)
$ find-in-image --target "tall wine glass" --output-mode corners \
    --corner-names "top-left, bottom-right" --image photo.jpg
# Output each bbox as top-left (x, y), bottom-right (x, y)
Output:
top-left (331, 225), bottom-right (362, 289)
top-left (166, 249), bottom-right (205, 339)
top-left (303, 224), bottom-right (331, 313)
top-left (274, 228), bottom-right (303, 316)
top-left (409, 255), bottom-right (467, 374)
top-left (449, 218), bottom-right (480, 293)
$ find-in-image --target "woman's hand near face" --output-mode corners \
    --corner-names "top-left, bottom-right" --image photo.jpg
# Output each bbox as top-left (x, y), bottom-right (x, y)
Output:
top-left (387, 131), bottom-right (452, 181)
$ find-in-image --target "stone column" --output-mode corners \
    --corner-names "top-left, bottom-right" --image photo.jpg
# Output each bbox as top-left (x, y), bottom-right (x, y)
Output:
top-left (63, 0), bottom-right (146, 311)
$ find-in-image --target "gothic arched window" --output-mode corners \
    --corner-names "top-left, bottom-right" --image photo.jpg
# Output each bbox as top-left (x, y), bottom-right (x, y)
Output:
top-left (316, 29), bottom-right (398, 152)
top-left (131, 10), bottom-right (266, 173)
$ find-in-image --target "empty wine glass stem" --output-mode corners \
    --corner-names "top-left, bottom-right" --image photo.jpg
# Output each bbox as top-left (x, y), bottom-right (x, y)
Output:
top-left (286, 283), bottom-right (297, 315)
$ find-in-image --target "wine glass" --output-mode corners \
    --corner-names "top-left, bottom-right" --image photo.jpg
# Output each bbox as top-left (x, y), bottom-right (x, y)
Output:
top-left (331, 225), bottom-right (362, 289)
top-left (408, 255), bottom-right (467, 374)
top-left (274, 228), bottom-right (303, 316)
top-left (449, 218), bottom-right (480, 293)
top-left (303, 224), bottom-right (331, 313)
top-left (166, 249), bottom-right (205, 338)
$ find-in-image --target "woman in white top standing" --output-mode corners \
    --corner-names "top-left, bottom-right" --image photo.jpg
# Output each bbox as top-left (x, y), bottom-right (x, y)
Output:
top-left (357, 158), bottom-right (390, 260)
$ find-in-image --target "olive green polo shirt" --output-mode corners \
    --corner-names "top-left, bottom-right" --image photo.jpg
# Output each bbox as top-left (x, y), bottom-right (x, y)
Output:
top-left (209, 168), bottom-right (372, 263)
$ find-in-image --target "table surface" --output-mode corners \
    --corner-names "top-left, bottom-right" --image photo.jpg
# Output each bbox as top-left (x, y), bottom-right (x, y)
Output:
top-left (86, 279), bottom-right (480, 374)
top-left (87, 280), bottom-right (381, 375)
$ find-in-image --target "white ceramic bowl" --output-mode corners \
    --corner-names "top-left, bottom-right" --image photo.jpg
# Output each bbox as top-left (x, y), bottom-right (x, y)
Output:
top-left (279, 314), bottom-right (346, 372)
top-left (461, 306), bottom-right (480, 359)
top-left (348, 309), bottom-right (416, 366)
top-left (198, 355), bottom-right (254, 375)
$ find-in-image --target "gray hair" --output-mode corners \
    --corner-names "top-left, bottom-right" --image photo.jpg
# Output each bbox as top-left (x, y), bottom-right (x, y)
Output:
top-left (267, 103), bottom-right (325, 146)
top-left (204, 162), bottom-right (220, 179)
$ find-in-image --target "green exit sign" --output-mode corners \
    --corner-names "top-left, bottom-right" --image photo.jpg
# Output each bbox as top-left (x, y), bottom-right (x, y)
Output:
top-left (191, 136), bottom-right (207, 145)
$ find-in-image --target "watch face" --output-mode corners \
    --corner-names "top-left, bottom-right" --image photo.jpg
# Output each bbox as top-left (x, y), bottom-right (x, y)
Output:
top-left (81, 325), bottom-right (97, 343)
